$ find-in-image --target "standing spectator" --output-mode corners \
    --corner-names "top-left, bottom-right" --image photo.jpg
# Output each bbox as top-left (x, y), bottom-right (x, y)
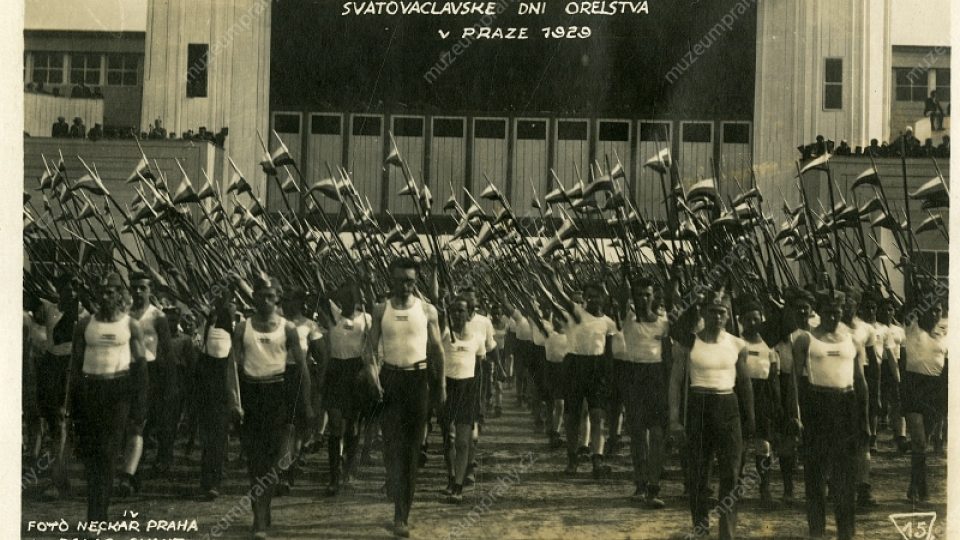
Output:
top-left (925, 90), bottom-right (945, 132)
top-left (936, 135), bottom-right (950, 157)
top-left (88, 123), bottom-right (103, 142)
top-left (51, 116), bottom-right (69, 138)
top-left (69, 117), bottom-right (86, 139)
top-left (149, 119), bottom-right (166, 140)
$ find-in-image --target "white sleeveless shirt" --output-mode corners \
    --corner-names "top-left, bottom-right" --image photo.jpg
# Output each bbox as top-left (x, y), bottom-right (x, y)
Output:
top-left (620, 315), bottom-right (669, 363)
top-left (133, 304), bottom-right (162, 362)
top-left (904, 323), bottom-right (947, 376)
top-left (330, 311), bottom-right (371, 360)
top-left (689, 333), bottom-right (743, 391)
top-left (743, 339), bottom-right (776, 380)
top-left (83, 315), bottom-right (132, 376)
top-left (241, 317), bottom-right (288, 378)
top-left (204, 326), bottom-right (232, 359)
top-left (443, 328), bottom-right (484, 380)
top-left (381, 297), bottom-right (429, 367)
top-left (806, 333), bottom-right (857, 389)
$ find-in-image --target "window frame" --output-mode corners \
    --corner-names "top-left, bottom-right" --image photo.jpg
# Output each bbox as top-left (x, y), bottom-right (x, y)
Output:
top-left (30, 51), bottom-right (65, 85)
top-left (894, 67), bottom-right (929, 102)
top-left (186, 43), bottom-right (209, 98)
top-left (106, 53), bottom-right (141, 87)
top-left (823, 58), bottom-right (843, 111)
top-left (69, 53), bottom-right (103, 86)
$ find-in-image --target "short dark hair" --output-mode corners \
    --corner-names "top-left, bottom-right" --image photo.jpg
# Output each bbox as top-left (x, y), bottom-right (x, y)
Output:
top-left (583, 281), bottom-right (606, 295)
top-left (388, 257), bottom-right (419, 275)
top-left (632, 276), bottom-right (655, 290)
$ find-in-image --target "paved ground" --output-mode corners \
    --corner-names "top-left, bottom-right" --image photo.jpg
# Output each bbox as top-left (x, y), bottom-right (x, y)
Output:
top-left (22, 385), bottom-right (947, 539)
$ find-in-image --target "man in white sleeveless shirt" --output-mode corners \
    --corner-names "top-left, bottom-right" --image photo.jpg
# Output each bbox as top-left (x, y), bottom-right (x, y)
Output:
top-left (197, 285), bottom-right (236, 500)
top-left (788, 289), bottom-right (869, 540)
top-left (226, 274), bottom-right (313, 539)
top-left (117, 271), bottom-right (172, 496)
top-left (66, 272), bottom-right (147, 524)
top-left (362, 257), bottom-right (445, 538)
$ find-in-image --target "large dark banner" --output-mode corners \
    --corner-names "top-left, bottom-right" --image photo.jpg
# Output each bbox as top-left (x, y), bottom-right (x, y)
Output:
top-left (271, 0), bottom-right (756, 118)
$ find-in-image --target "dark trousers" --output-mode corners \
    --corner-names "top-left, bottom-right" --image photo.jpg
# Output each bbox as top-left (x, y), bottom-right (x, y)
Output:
top-left (380, 368), bottom-right (430, 523)
top-left (686, 392), bottom-right (742, 540)
top-left (146, 362), bottom-right (179, 468)
top-left (801, 389), bottom-right (859, 540)
top-left (37, 352), bottom-right (70, 429)
top-left (239, 378), bottom-right (288, 482)
top-left (197, 356), bottom-right (229, 490)
top-left (619, 361), bottom-right (668, 485)
top-left (75, 375), bottom-right (132, 521)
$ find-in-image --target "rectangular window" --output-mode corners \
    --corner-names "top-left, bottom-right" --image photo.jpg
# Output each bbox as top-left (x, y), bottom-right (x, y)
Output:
top-left (894, 67), bottom-right (928, 102)
top-left (682, 122), bottom-right (712, 143)
top-left (273, 113), bottom-right (300, 134)
top-left (824, 58), bottom-right (843, 110)
top-left (517, 120), bottom-right (547, 140)
top-left (31, 52), bottom-right (64, 84)
top-left (917, 250), bottom-right (949, 288)
top-left (936, 69), bottom-right (950, 101)
top-left (722, 123), bottom-right (750, 144)
top-left (311, 115), bottom-right (341, 135)
top-left (639, 122), bottom-right (670, 142)
top-left (393, 117), bottom-right (424, 137)
top-left (106, 54), bottom-right (140, 86)
top-left (186, 44), bottom-right (208, 98)
top-left (557, 120), bottom-right (588, 141)
top-left (474, 119), bottom-right (506, 139)
top-left (352, 116), bottom-right (381, 136)
top-left (70, 53), bottom-right (102, 85)
top-left (598, 121), bottom-right (629, 142)
top-left (432, 118), bottom-right (463, 138)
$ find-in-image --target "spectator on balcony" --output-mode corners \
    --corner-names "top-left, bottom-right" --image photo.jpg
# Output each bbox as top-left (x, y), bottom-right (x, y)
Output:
top-left (936, 135), bottom-right (950, 158)
top-left (148, 119), bottom-right (166, 140)
top-left (925, 90), bottom-right (945, 132)
top-left (35, 82), bottom-right (46, 94)
top-left (88, 123), bottom-right (103, 142)
top-left (51, 87), bottom-right (60, 97)
top-left (51, 116), bottom-right (69, 138)
top-left (214, 127), bottom-right (228, 147)
top-left (835, 140), bottom-right (851, 156)
top-left (92, 87), bottom-right (103, 99)
top-left (69, 117), bottom-right (86, 139)
top-left (867, 139), bottom-right (881, 157)
top-left (814, 135), bottom-right (827, 156)
top-left (71, 83), bottom-right (84, 98)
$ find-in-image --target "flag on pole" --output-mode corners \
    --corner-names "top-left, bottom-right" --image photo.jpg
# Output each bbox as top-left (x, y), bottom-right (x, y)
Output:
top-left (643, 147), bottom-right (671, 174)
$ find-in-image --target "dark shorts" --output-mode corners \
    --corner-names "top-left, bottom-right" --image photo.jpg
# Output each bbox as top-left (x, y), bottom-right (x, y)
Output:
top-left (901, 371), bottom-right (946, 419)
top-left (544, 361), bottom-right (565, 400)
top-left (563, 353), bottom-right (606, 410)
top-left (751, 377), bottom-right (779, 440)
top-left (284, 363), bottom-right (309, 428)
top-left (444, 377), bottom-right (477, 425)
top-left (325, 357), bottom-right (365, 417)
top-left (864, 361), bottom-right (881, 415)
top-left (37, 352), bottom-right (70, 427)
top-left (514, 340), bottom-right (533, 375)
top-left (618, 361), bottom-right (668, 429)
top-left (881, 360), bottom-right (900, 408)
top-left (529, 345), bottom-right (549, 402)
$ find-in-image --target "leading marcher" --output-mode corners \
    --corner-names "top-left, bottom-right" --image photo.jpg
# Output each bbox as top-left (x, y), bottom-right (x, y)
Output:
top-left (669, 290), bottom-right (754, 540)
top-left (362, 257), bottom-right (446, 538)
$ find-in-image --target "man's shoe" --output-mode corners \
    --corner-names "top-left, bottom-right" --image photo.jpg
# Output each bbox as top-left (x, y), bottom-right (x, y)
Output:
top-left (393, 520), bottom-right (410, 538)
